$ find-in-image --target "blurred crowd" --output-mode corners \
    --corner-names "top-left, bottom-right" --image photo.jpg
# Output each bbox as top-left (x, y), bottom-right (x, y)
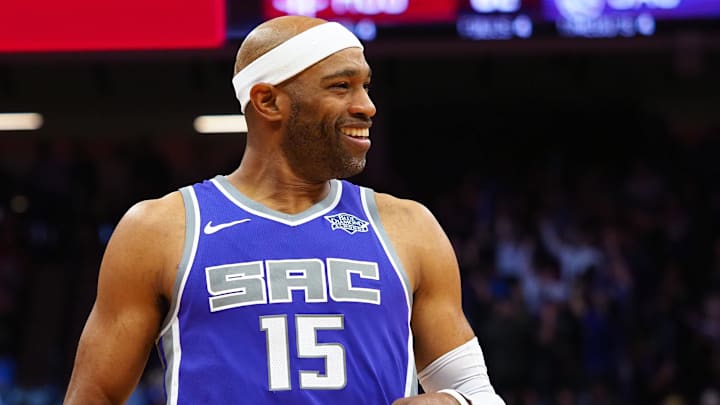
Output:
top-left (0, 134), bottom-right (242, 405)
top-left (433, 125), bottom-right (720, 405)
top-left (0, 122), bottom-right (719, 405)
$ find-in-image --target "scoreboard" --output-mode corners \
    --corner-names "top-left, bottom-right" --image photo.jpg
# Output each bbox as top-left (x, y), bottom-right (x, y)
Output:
top-left (250, 0), bottom-right (720, 41)
top-left (263, 0), bottom-right (457, 24)
top-left (544, 0), bottom-right (720, 37)
top-left (1, 0), bottom-right (719, 53)
top-left (0, 0), bottom-right (225, 52)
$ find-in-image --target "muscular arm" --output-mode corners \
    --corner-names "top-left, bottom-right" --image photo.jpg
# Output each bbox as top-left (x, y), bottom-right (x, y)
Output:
top-left (377, 194), bottom-right (502, 404)
top-left (377, 194), bottom-right (474, 368)
top-left (407, 202), bottom-right (476, 370)
top-left (65, 193), bottom-right (184, 404)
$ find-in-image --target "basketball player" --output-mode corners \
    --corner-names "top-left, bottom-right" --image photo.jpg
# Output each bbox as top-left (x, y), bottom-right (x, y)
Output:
top-left (65, 16), bottom-right (505, 405)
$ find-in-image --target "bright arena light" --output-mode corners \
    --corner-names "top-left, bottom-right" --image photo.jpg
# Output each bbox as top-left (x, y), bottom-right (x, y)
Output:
top-left (0, 113), bottom-right (43, 131)
top-left (193, 114), bottom-right (248, 134)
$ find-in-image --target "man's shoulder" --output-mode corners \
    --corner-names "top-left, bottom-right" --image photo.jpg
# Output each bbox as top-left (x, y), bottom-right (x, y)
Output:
top-left (121, 190), bottom-right (185, 235)
top-left (339, 180), bottom-right (440, 229)
top-left (371, 191), bottom-right (436, 228)
top-left (371, 190), bottom-right (426, 211)
top-left (100, 190), bottom-right (187, 303)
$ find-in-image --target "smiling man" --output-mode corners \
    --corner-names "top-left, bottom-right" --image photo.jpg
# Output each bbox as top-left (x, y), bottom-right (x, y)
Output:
top-left (64, 16), bottom-right (505, 405)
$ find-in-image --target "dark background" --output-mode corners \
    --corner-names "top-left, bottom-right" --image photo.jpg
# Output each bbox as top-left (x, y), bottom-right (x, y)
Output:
top-left (1, 2), bottom-right (720, 404)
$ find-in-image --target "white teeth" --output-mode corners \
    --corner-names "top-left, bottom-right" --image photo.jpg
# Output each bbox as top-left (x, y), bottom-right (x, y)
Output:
top-left (341, 127), bottom-right (369, 138)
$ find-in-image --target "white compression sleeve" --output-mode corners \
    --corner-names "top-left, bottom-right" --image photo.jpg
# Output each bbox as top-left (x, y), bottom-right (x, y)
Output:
top-left (417, 337), bottom-right (505, 405)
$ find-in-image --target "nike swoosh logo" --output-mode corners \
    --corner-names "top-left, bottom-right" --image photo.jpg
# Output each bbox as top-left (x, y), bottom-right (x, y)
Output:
top-left (203, 219), bottom-right (251, 235)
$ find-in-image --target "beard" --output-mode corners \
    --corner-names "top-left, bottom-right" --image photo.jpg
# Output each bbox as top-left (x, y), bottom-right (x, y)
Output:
top-left (283, 99), bottom-right (367, 182)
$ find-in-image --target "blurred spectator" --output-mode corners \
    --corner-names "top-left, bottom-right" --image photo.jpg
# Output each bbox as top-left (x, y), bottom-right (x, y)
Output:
top-left (478, 291), bottom-right (534, 404)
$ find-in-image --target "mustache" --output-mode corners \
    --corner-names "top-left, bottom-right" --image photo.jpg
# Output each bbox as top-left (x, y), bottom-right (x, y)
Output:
top-left (338, 117), bottom-right (373, 127)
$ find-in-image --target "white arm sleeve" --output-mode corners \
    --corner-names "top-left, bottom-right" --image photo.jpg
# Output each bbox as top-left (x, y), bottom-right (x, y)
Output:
top-left (417, 337), bottom-right (506, 405)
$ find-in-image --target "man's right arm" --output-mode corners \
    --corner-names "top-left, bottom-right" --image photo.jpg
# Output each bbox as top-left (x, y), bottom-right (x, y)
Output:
top-left (65, 193), bottom-right (184, 404)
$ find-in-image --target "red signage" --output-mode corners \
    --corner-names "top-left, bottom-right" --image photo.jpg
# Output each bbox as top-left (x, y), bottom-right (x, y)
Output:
top-left (0, 0), bottom-right (226, 53)
top-left (264, 0), bottom-right (458, 24)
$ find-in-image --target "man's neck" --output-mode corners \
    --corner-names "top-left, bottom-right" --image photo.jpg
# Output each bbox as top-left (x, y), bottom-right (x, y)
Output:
top-left (225, 165), bottom-right (332, 215)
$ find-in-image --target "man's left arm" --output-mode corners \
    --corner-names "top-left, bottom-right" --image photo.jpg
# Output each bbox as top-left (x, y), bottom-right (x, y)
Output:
top-left (392, 200), bottom-right (505, 405)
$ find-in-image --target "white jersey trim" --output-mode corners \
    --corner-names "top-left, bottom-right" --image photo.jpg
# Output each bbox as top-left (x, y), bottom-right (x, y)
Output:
top-left (360, 187), bottom-right (416, 397)
top-left (158, 186), bottom-right (201, 405)
top-left (211, 176), bottom-right (343, 227)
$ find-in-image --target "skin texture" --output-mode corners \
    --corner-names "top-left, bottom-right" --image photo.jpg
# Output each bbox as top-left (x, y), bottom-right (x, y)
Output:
top-left (64, 15), bottom-right (475, 405)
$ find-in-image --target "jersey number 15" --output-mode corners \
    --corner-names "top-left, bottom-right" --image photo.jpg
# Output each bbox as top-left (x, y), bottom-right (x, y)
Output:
top-left (260, 314), bottom-right (347, 391)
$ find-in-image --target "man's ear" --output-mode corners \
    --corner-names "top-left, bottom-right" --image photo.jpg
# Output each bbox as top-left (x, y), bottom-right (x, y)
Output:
top-left (248, 83), bottom-right (285, 122)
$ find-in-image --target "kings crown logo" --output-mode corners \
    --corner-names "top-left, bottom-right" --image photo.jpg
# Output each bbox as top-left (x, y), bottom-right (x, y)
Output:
top-left (324, 213), bottom-right (370, 235)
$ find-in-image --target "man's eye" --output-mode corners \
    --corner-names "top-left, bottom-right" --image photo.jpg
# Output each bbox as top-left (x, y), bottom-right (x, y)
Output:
top-left (363, 82), bottom-right (371, 92)
top-left (331, 82), bottom-right (350, 89)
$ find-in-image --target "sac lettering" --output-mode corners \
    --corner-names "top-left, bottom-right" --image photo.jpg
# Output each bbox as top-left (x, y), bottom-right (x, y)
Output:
top-left (206, 258), bottom-right (381, 312)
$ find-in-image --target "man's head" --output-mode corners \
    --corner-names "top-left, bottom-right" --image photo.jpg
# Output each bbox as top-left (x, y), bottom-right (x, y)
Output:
top-left (233, 16), bottom-right (364, 114)
top-left (234, 16), bottom-right (376, 181)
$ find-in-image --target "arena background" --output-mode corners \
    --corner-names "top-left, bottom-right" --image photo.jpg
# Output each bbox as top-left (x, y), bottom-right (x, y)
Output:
top-left (1, 1), bottom-right (720, 404)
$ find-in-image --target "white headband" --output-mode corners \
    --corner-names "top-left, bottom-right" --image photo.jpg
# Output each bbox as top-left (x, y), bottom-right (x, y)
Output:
top-left (232, 22), bottom-right (363, 113)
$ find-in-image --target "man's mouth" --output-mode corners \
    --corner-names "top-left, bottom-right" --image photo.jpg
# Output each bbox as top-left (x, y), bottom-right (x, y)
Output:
top-left (339, 127), bottom-right (369, 138)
